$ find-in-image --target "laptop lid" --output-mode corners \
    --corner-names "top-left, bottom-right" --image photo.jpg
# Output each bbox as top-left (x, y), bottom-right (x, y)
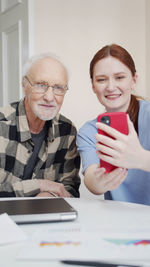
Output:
top-left (0, 198), bottom-right (78, 224)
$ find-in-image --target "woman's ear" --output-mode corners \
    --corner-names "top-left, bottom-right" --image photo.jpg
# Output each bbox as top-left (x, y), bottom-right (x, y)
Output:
top-left (91, 80), bottom-right (96, 94)
top-left (131, 73), bottom-right (138, 90)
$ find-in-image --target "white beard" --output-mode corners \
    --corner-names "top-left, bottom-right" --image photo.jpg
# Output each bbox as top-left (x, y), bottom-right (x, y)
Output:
top-left (33, 102), bottom-right (59, 121)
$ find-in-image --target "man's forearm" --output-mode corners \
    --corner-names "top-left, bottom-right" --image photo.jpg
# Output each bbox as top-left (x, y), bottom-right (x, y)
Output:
top-left (0, 169), bottom-right (40, 197)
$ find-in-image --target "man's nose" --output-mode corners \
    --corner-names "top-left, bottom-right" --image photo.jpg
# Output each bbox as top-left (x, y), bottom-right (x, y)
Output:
top-left (43, 87), bottom-right (55, 101)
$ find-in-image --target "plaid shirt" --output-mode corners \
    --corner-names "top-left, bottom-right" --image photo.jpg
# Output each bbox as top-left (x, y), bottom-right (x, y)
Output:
top-left (0, 99), bottom-right (80, 197)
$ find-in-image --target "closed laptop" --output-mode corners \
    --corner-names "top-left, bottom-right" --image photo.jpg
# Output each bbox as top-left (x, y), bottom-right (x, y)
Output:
top-left (0, 198), bottom-right (78, 224)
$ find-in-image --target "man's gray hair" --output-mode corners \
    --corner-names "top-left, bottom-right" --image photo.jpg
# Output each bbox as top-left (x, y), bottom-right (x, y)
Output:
top-left (22, 52), bottom-right (68, 77)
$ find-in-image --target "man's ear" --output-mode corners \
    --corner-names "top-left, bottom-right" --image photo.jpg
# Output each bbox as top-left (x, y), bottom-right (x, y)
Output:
top-left (22, 77), bottom-right (27, 95)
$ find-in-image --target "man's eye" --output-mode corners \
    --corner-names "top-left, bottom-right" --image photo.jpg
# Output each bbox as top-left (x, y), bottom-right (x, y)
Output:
top-left (53, 85), bottom-right (64, 91)
top-left (55, 85), bottom-right (63, 90)
top-left (39, 84), bottom-right (45, 87)
top-left (38, 84), bottom-right (47, 89)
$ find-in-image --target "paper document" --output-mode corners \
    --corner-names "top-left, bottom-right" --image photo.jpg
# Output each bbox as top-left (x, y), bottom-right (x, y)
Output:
top-left (17, 222), bottom-right (150, 262)
top-left (17, 222), bottom-right (113, 261)
top-left (0, 213), bottom-right (27, 245)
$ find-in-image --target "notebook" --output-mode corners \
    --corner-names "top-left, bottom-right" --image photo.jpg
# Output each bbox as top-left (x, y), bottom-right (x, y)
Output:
top-left (0, 198), bottom-right (78, 224)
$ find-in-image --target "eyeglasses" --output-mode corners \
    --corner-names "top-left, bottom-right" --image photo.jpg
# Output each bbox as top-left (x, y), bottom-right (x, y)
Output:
top-left (24, 76), bottom-right (68, 96)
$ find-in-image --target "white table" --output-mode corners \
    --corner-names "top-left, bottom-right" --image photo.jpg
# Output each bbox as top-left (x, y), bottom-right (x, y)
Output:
top-left (1, 198), bottom-right (150, 267)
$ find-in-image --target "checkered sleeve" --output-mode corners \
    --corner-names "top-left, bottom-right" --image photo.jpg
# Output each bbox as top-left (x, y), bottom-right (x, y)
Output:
top-left (43, 115), bottom-right (81, 198)
top-left (0, 102), bottom-right (40, 197)
top-left (0, 168), bottom-right (40, 197)
top-left (0, 101), bottom-right (81, 197)
top-left (60, 130), bottom-right (81, 197)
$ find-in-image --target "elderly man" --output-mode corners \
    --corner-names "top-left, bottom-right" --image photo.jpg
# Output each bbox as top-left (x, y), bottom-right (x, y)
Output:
top-left (0, 54), bottom-right (80, 197)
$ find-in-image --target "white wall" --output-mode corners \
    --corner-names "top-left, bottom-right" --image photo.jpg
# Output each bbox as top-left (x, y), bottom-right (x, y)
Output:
top-left (33, 0), bottom-right (146, 130)
top-left (32, 0), bottom-right (147, 199)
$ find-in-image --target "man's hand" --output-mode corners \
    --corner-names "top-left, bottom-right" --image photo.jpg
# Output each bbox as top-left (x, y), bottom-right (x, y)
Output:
top-left (38, 180), bottom-right (70, 197)
top-left (35, 191), bottom-right (57, 198)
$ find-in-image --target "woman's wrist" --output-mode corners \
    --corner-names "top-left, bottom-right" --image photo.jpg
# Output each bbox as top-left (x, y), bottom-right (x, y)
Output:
top-left (139, 149), bottom-right (150, 172)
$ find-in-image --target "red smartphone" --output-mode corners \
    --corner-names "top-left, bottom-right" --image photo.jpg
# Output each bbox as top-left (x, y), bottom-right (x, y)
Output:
top-left (97, 112), bottom-right (129, 173)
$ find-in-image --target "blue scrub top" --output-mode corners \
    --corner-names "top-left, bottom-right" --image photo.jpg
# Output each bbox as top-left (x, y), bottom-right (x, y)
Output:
top-left (77, 100), bottom-right (150, 205)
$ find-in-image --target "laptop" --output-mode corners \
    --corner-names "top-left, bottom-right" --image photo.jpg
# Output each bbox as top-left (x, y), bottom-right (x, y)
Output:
top-left (0, 198), bottom-right (78, 224)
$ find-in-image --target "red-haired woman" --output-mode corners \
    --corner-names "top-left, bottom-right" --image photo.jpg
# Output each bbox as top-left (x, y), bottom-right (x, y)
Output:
top-left (77, 44), bottom-right (150, 205)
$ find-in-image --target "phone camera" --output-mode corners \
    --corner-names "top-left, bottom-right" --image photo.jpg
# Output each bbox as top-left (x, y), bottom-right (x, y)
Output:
top-left (101, 116), bottom-right (110, 126)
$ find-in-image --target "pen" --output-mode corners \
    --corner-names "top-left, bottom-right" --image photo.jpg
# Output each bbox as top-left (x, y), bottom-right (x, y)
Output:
top-left (49, 191), bottom-right (58, 197)
top-left (61, 260), bottom-right (140, 267)
top-left (43, 191), bottom-right (58, 197)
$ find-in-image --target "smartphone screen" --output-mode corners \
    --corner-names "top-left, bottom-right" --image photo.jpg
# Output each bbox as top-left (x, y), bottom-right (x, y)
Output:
top-left (97, 112), bottom-right (128, 173)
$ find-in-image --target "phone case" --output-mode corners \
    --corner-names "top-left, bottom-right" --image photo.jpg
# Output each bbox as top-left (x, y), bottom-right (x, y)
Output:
top-left (97, 112), bottom-right (128, 172)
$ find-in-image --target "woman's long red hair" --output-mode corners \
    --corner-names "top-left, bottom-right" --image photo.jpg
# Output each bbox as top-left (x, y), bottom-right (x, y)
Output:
top-left (90, 44), bottom-right (142, 132)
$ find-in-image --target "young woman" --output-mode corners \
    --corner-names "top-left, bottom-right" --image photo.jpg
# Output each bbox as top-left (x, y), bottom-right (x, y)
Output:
top-left (77, 44), bottom-right (150, 205)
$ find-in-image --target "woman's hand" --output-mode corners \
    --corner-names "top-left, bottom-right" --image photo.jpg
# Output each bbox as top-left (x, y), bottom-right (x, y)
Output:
top-left (84, 164), bottom-right (128, 195)
top-left (95, 115), bottom-right (145, 170)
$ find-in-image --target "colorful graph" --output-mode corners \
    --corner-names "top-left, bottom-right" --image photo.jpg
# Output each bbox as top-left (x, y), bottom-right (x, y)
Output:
top-left (40, 241), bottom-right (80, 247)
top-left (105, 239), bottom-right (150, 246)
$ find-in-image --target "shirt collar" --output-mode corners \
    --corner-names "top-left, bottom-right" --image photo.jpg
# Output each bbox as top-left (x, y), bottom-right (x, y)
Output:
top-left (16, 98), bottom-right (31, 142)
top-left (47, 113), bottom-right (60, 143)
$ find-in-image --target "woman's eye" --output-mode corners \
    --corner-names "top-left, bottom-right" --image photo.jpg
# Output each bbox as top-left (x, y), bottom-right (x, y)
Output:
top-left (97, 78), bottom-right (106, 82)
top-left (116, 76), bottom-right (124, 80)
